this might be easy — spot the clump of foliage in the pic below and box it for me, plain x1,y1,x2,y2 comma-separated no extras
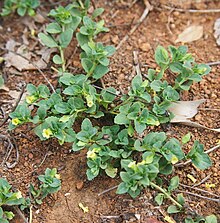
0,168,61,222
8,0,213,216
1,0,40,17
0,178,24,222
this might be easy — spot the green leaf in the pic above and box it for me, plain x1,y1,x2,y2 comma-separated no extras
17,7,26,16
54,102,71,114
182,133,191,144
105,166,117,178
177,193,185,206
205,215,217,223
155,45,170,68
93,64,109,79
168,176,179,192
0,75,4,87
114,114,129,125
46,23,62,34
53,54,63,64
167,205,181,214
59,29,74,48
38,33,58,48
116,182,128,194
81,58,93,73
155,193,164,205
92,8,104,18
101,87,116,102
76,33,89,46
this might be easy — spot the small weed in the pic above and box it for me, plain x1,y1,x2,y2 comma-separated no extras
1,0,40,17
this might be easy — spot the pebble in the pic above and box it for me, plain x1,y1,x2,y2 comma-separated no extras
170,23,176,29
24,162,28,167
76,181,84,190
173,11,180,17
28,153,34,159
140,42,151,52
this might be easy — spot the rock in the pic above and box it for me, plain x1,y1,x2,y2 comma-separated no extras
111,35,119,44
28,153,34,159
76,181,84,190
140,43,151,52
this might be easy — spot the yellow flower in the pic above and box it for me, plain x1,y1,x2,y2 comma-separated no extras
156,68,161,72
171,155,179,164
205,183,215,189
79,202,89,213
87,150,97,160
15,191,22,199
55,174,61,180
42,128,53,139
12,118,21,126
26,95,37,104
128,161,136,169
86,95,94,108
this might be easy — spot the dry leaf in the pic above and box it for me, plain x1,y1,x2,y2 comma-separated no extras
175,25,203,43
169,100,220,132
214,18,220,46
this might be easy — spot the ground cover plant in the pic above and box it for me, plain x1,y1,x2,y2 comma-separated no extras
0,0,219,222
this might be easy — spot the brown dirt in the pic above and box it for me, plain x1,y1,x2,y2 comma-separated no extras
0,0,220,223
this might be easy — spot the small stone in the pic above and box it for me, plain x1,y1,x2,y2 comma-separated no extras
76,181,84,190
173,11,180,17
170,23,176,29
111,35,119,44
28,153,34,159
140,42,151,52
24,162,28,167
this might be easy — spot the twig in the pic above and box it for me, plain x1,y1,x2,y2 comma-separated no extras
199,108,220,112
5,136,19,168
193,174,211,187
133,51,141,76
207,61,220,66
13,207,28,223
157,4,220,13
0,83,26,127
175,144,220,167
116,1,153,50
179,183,220,198
92,84,119,96
98,185,118,196
8,50,55,93
176,189,220,203
29,205,33,223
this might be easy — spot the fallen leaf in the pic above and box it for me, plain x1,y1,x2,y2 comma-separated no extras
169,100,220,132
175,25,203,43
214,18,220,46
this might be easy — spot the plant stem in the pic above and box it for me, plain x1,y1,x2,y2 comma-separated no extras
59,47,66,73
150,182,183,209
29,205,32,223
87,62,97,76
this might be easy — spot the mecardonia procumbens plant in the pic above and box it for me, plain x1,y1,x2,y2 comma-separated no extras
9,0,212,209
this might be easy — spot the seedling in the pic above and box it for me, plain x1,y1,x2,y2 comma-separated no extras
1,0,40,17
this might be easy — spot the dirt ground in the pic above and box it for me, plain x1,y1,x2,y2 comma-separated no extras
0,0,220,222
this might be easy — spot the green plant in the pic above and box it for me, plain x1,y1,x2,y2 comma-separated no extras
0,178,24,223
8,0,213,212
185,215,218,223
29,168,61,205
1,0,40,17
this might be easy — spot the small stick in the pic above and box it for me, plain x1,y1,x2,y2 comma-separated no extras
179,183,219,198
29,205,33,223
157,4,220,13
176,189,220,203
193,174,211,187
116,1,153,50
98,185,118,196
13,207,28,223
92,84,119,96
133,51,141,76
199,108,220,112
175,144,220,167
207,61,220,66
0,83,26,127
